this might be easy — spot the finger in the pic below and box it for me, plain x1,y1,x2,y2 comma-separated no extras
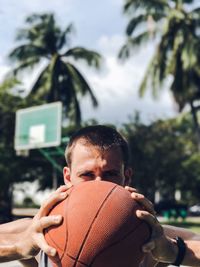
35,234,57,257
37,190,69,218
136,210,161,228
65,182,73,189
131,192,156,215
56,183,72,193
142,240,155,252
35,215,63,232
124,186,138,193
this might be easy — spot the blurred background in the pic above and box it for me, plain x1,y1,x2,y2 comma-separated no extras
1,0,200,240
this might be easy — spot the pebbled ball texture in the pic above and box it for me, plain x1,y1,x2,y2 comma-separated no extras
45,180,151,267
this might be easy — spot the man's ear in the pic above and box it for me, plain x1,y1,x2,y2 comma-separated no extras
63,166,71,185
124,167,133,186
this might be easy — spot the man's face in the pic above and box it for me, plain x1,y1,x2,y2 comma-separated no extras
63,141,132,186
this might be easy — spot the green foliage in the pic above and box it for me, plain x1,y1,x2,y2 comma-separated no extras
7,13,102,125
0,91,53,222
120,0,200,105
120,0,200,146
121,112,200,204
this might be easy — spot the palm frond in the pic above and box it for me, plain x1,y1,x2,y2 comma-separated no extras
71,93,81,125
17,14,55,43
155,31,175,82
47,55,62,101
126,11,164,36
57,23,75,50
118,42,131,60
181,41,198,70
182,0,195,4
126,14,149,36
10,58,41,75
139,49,163,98
63,47,102,69
190,6,200,15
139,69,150,97
8,13,101,124
29,64,49,95
189,8,200,29
118,32,150,60
26,13,45,24
0,76,22,93
124,0,169,14
55,60,82,123
58,61,75,104
9,44,47,62
65,62,98,107
128,31,150,47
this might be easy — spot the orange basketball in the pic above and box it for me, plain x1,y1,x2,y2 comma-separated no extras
45,181,151,267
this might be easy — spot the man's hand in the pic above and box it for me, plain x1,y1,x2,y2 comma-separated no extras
125,186,178,264
16,184,72,259
136,209,178,264
125,186,156,215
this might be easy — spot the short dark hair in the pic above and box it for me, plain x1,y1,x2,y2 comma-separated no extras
65,125,130,167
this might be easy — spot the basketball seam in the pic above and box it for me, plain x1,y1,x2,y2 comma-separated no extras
46,187,75,257
73,183,118,267
66,253,89,267
60,186,75,261
46,234,63,252
89,221,151,266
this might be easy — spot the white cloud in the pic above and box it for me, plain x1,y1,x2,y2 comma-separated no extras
76,34,177,125
0,0,178,125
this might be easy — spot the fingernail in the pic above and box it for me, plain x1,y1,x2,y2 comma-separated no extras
53,215,62,223
60,192,68,198
136,210,142,217
49,248,56,256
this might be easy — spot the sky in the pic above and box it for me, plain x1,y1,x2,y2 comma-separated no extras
0,0,180,203
0,0,178,126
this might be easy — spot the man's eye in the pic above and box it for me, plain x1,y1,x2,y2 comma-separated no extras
81,173,94,177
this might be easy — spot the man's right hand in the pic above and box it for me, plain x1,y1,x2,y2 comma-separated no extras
16,183,72,260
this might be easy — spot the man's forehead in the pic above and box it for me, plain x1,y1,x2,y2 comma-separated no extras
71,142,124,172
72,140,123,155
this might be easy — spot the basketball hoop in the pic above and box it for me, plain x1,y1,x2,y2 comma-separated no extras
14,102,62,152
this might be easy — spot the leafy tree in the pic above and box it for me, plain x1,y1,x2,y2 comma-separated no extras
0,88,58,222
121,113,200,204
119,0,200,148
8,13,102,125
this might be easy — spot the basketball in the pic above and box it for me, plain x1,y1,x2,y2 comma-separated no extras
45,181,151,267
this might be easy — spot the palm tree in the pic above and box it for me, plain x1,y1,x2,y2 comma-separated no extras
119,0,200,148
8,13,102,125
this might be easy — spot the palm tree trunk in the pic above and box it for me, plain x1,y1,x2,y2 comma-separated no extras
190,101,200,151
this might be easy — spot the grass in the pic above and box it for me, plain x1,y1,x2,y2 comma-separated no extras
161,217,200,233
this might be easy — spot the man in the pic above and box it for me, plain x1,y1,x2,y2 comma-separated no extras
1,125,200,267
0,184,70,265
39,125,200,267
